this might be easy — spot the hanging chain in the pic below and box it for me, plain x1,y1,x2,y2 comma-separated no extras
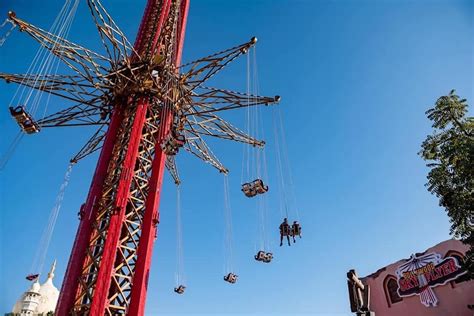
0,18,16,47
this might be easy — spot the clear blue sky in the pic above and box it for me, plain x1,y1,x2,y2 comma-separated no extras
0,0,472,315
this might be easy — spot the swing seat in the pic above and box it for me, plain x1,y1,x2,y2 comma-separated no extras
291,222,302,237
9,106,40,134
252,179,268,194
160,132,185,155
174,285,186,294
10,106,29,121
263,252,273,263
280,225,291,236
241,183,257,198
174,134,186,146
224,273,238,284
161,145,178,155
256,185,268,194
242,179,268,197
254,250,266,261
26,274,39,281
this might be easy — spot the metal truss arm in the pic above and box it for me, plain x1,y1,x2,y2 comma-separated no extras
0,73,108,104
189,86,280,116
183,129,228,173
38,99,110,127
8,11,111,82
70,125,107,163
86,0,138,65
179,38,257,90
165,156,180,184
185,114,264,147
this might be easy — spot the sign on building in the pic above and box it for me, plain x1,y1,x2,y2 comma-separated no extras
395,252,466,307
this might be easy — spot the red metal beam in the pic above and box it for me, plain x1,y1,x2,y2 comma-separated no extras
89,99,149,315
127,101,172,316
57,1,190,314
56,106,124,315
128,1,189,315
134,0,172,60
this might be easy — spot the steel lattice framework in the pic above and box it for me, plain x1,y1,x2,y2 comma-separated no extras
1,0,279,314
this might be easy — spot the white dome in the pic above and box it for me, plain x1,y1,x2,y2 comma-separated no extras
11,261,59,315
30,281,41,293
36,273,59,313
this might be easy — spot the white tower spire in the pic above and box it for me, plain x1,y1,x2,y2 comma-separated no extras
47,259,56,280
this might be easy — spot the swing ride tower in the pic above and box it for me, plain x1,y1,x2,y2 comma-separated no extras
1,0,280,315
55,2,190,314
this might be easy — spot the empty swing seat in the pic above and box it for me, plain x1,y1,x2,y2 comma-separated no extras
224,273,238,284
174,285,186,294
9,106,40,134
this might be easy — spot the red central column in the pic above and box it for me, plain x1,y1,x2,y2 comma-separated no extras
55,105,125,315
56,1,189,315
129,2,190,314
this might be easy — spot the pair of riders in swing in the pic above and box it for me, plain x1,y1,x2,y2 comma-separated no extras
9,106,40,134
279,217,301,246
241,180,301,247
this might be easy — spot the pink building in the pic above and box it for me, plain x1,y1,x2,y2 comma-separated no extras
348,239,473,316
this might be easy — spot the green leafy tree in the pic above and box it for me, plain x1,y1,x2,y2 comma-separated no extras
420,89,474,276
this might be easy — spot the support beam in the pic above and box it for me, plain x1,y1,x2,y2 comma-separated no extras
89,100,149,315
56,105,124,316
129,2,189,314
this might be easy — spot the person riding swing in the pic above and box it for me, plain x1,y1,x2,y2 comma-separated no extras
160,130,185,155
224,272,238,284
253,179,268,194
241,182,257,197
174,285,186,294
291,220,302,242
263,252,273,263
255,250,266,261
279,218,291,246
241,179,269,198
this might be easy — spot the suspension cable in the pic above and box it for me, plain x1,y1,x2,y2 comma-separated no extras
277,108,300,221
241,46,273,252
14,2,71,109
175,184,185,286
273,107,288,219
241,48,251,184
0,132,24,170
26,0,80,117
0,18,16,47
3,1,80,168
30,162,74,275
223,174,234,273
40,0,81,120
9,0,80,116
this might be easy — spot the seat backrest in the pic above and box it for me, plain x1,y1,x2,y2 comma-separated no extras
294,224,301,234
